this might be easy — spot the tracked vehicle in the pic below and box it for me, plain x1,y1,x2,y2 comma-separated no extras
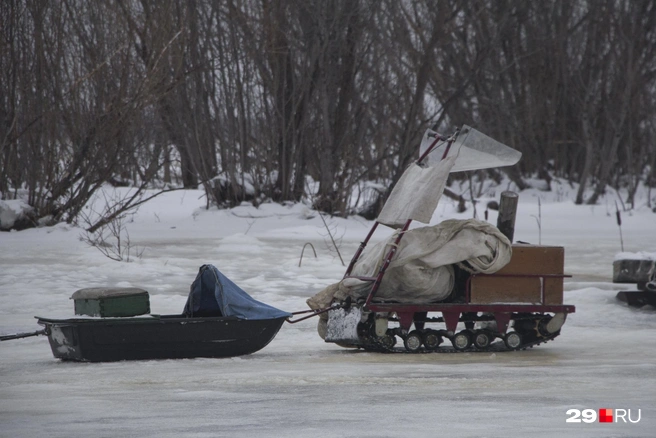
305,126,575,353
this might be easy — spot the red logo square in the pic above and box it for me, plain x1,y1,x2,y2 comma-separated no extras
599,408,613,423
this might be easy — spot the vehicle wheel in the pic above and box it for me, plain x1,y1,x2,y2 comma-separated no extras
404,330,423,352
379,332,397,349
504,331,522,350
451,330,472,351
422,329,442,350
473,331,491,349
544,313,567,334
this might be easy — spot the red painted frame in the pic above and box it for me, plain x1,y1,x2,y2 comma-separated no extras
342,131,454,304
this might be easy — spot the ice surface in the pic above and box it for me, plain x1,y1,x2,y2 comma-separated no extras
1,187,656,437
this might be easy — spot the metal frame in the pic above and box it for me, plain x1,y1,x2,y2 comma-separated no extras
343,131,457,308
367,271,574,333
288,132,453,324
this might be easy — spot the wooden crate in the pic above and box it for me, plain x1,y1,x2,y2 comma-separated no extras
470,244,564,304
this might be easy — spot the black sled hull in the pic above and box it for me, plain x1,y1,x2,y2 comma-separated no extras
36,315,286,362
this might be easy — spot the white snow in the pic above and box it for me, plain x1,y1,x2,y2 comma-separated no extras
1,186,656,437
614,251,656,261
0,199,33,230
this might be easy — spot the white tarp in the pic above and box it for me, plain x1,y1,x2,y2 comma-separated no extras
308,219,512,312
377,125,521,229
419,125,522,172
376,155,456,228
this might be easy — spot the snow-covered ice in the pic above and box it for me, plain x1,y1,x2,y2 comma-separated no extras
1,187,655,437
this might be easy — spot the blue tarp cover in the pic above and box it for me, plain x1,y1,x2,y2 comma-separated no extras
184,264,291,320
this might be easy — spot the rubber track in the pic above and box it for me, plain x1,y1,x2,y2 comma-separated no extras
357,314,562,354
361,331,560,353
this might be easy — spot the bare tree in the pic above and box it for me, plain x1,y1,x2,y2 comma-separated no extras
2,0,655,232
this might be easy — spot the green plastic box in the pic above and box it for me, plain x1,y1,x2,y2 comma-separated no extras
71,287,150,317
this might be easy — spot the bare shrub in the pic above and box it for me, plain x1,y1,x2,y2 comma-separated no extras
78,191,145,262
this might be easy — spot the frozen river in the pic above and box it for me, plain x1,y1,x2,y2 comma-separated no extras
1,194,655,437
